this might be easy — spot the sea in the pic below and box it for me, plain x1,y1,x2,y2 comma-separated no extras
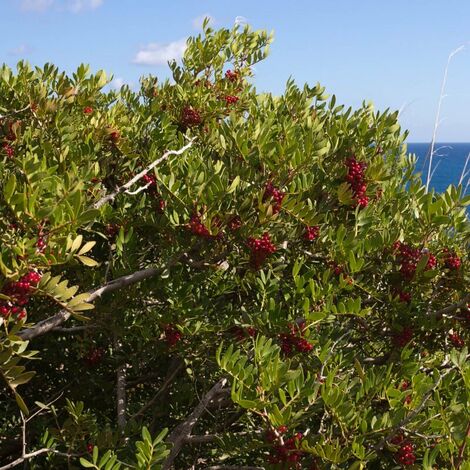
407,142,470,196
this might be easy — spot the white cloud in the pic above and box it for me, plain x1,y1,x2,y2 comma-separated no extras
133,38,187,66
20,0,54,11
192,14,215,30
9,44,33,56
110,77,125,90
19,0,103,12
234,16,248,26
67,0,103,13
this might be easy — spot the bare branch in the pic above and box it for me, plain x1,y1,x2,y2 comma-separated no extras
130,358,184,420
18,266,164,340
204,467,264,470
0,448,76,470
93,139,194,209
162,379,228,470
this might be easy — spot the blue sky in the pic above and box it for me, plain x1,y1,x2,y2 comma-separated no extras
2,0,470,141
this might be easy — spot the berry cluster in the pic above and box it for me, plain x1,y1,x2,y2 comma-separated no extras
345,156,368,207
393,242,436,279
231,325,257,341
263,181,285,214
443,249,461,270
330,262,343,276
449,332,464,348
2,142,14,158
247,232,276,269
396,442,416,466
83,106,93,115
84,347,104,367
142,174,166,212
163,324,182,347
227,215,242,231
224,95,239,105
304,225,319,241
188,214,211,238
266,428,304,467
279,323,313,355
0,270,41,320
392,327,413,348
396,290,411,303
180,106,202,129
105,223,121,239
225,69,239,82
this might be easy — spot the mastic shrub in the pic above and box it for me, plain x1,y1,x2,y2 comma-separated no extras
0,22,469,469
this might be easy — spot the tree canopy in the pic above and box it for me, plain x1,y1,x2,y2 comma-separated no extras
0,22,469,469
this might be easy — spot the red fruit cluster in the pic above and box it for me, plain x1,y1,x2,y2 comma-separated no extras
180,106,202,129
330,262,343,276
224,95,239,105
443,249,461,270
263,181,285,214
142,174,166,212
2,142,14,158
231,325,257,341
345,156,368,207
393,242,436,279
109,130,120,143
397,290,411,303
304,225,319,241
396,442,416,466
84,347,104,367
392,327,413,348
0,271,41,320
83,106,93,114
267,428,304,467
227,215,242,231
279,323,313,355
247,232,276,269
225,69,239,82
163,324,182,347
449,332,464,348
36,224,48,253
188,214,211,238
105,223,120,239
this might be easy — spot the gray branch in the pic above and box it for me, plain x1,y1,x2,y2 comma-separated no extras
162,379,228,470
93,139,194,209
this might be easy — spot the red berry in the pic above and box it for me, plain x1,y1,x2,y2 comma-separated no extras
2,142,14,158
304,225,319,241
180,106,201,129
225,69,239,82
83,106,93,114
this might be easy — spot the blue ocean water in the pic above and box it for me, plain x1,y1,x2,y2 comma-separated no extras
407,142,470,196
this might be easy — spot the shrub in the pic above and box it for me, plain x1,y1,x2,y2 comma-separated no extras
0,22,469,469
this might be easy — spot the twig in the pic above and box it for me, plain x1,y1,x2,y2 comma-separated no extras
162,379,228,470
0,448,76,470
93,139,194,209
425,45,465,193
204,467,264,470
374,364,455,451
50,325,98,333
456,420,470,469
458,152,470,186
115,335,127,434
130,358,184,420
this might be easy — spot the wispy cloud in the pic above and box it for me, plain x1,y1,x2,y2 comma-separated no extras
133,38,187,66
110,77,125,90
20,0,54,11
19,0,103,13
234,16,248,26
9,44,33,56
192,14,215,30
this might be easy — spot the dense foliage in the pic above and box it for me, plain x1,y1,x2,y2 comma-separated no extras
0,22,469,469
